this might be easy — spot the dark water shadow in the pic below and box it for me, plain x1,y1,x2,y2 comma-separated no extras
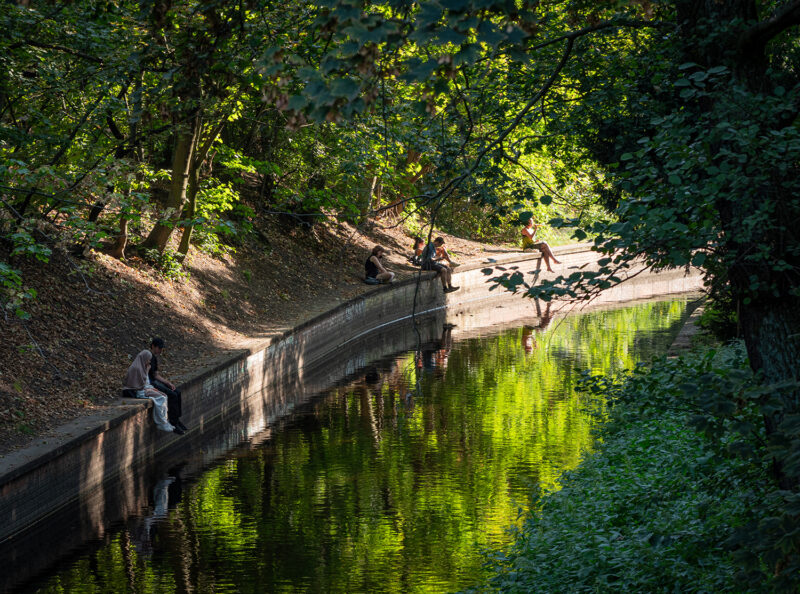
0,311,449,593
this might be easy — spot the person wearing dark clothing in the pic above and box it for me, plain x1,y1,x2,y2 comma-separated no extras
421,237,459,293
149,338,187,432
364,245,395,284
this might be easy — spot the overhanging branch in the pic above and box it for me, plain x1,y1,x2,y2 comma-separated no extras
740,0,800,52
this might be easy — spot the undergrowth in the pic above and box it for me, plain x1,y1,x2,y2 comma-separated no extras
472,343,798,592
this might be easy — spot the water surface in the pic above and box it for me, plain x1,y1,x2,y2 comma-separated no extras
21,298,691,593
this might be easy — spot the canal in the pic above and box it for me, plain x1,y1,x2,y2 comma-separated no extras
8,297,694,593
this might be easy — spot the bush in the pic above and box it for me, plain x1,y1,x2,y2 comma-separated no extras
698,297,739,342
141,248,189,281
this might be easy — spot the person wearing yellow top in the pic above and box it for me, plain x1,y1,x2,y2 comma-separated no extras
521,218,561,272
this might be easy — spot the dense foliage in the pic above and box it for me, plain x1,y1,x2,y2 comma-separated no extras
261,0,800,456
1,0,591,323
284,0,800,505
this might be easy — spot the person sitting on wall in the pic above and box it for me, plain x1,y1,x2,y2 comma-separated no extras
123,350,184,435
365,245,395,284
435,238,458,267
521,218,561,273
421,237,459,293
148,337,187,433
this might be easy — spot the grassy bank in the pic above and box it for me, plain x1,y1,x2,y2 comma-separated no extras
472,343,799,592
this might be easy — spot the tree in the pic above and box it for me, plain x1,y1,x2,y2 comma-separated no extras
263,0,800,578
268,0,800,473
529,0,800,485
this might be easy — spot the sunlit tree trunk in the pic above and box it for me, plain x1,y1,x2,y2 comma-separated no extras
176,165,198,262
141,112,201,253
110,211,129,259
176,118,226,261
362,174,379,219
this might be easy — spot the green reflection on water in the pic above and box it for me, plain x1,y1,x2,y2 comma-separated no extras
36,299,689,594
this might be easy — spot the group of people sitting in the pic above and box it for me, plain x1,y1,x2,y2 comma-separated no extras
364,237,460,293
124,222,558,434
123,337,188,435
364,218,560,288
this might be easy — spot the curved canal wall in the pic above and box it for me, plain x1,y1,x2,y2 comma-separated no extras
0,244,703,556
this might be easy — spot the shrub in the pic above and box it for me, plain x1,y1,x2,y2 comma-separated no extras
141,248,189,281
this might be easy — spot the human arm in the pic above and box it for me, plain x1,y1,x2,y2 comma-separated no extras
522,224,538,240
153,371,175,390
370,255,389,274
436,246,453,265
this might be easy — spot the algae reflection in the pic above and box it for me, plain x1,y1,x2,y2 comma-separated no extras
34,299,689,593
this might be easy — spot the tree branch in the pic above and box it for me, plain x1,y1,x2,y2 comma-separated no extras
741,0,800,51
528,17,667,53
8,40,104,64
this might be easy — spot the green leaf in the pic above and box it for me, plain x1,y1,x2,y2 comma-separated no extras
330,78,361,100
454,43,481,66
440,0,468,12
435,28,466,45
400,58,438,82
287,95,309,111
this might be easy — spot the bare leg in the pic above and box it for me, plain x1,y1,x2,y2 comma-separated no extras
377,271,395,283
539,242,560,271
542,242,560,263
541,252,554,272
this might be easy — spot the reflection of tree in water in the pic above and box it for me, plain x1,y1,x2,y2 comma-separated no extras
331,321,457,440
33,300,692,594
341,354,419,445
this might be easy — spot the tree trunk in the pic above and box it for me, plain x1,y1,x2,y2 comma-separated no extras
177,163,199,261
110,214,128,259
176,117,227,261
740,297,800,387
739,297,800,488
140,113,200,253
361,175,379,219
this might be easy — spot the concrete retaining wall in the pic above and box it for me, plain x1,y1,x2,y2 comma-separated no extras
0,244,703,552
